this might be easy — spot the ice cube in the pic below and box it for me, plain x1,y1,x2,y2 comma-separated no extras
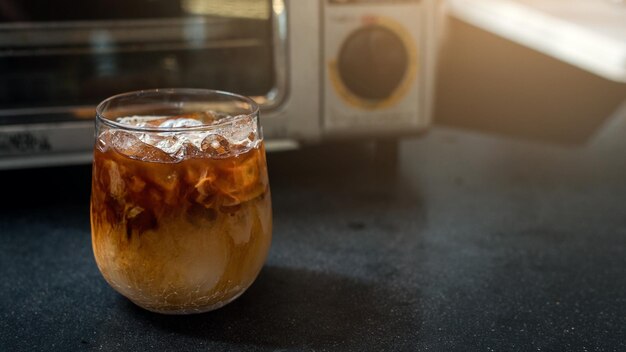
116,115,167,127
115,114,213,129
222,115,256,144
155,135,183,155
158,118,203,129
175,141,204,160
106,159,125,200
226,206,253,245
214,149,265,206
110,131,177,163
175,111,221,124
142,117,171,127
154,134,211,160
138,132,157,145
201,134,231,158
229,142,253,155
96,130,113,152
188,131,210,149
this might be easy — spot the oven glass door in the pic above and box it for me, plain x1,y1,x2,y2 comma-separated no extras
0,0,286,124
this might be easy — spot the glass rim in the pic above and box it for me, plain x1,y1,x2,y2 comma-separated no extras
95,88,260,133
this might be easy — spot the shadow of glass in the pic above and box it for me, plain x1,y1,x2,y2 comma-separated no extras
121,265,420,349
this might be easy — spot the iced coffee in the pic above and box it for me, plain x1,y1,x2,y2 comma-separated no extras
90,89,271,314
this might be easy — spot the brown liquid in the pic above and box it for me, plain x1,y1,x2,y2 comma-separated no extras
90,138,271,314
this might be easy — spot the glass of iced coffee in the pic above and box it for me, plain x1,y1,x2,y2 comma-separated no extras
90,89,272,314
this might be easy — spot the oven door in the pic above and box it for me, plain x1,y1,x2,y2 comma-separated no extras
0,0,287,167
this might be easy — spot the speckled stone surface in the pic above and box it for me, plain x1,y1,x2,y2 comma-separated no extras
1,125,625,351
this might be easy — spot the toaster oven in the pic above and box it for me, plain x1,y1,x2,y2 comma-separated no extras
0,0,437,168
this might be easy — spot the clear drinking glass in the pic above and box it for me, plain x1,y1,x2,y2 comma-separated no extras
90,89,272,314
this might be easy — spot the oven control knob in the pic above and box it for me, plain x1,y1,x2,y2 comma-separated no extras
338,25,408,101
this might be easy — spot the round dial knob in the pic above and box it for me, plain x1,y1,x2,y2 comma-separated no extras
337,25,409,101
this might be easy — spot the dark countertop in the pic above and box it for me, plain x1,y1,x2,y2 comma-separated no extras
1,124,625,351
